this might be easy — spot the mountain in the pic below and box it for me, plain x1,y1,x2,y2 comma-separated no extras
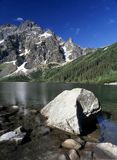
1,42,117,84
0,20,95,80
35,43,117,84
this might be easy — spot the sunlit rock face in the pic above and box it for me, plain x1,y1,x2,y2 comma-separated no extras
41,88,101,135
0,20,95,78
62,38,82,62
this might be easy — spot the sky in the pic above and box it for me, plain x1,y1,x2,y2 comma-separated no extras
0,0,117,48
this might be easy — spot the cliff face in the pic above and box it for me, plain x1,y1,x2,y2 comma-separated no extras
0,20,95,78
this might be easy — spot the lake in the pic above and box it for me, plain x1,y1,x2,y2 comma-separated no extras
0,82,117,144
0,82,117,117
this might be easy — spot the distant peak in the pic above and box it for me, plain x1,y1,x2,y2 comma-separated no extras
67,38,73,43
19,20,38,28
0,24,17,28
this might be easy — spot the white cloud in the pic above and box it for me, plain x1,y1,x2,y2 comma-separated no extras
16,17,24,22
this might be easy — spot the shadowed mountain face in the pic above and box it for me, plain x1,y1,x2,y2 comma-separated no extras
0,20,95,79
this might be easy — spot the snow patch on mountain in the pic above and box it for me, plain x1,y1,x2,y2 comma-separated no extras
19,49,30,56
0,39,4,44
5,60,16,65
62,46,73,62
104,47,108,51
39,32,52,39
2,62,28,79
36,41,42,45
15,62,28,73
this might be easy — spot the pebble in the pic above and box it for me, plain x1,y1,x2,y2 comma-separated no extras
62,139,81,150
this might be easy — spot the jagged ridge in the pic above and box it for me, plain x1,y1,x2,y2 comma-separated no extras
0,20,95,79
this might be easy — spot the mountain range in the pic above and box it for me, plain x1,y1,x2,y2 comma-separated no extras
0,20,117,84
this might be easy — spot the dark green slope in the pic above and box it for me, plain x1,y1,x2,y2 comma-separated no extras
40,43,117,84
1,43,117,83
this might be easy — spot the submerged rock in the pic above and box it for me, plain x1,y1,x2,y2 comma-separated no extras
96,142,117,158
41,88,101,134
0,126,26,144
82,142,117,159
80,151,93,160
11,105,19,110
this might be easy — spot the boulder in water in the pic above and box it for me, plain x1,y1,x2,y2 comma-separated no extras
41,88,101,134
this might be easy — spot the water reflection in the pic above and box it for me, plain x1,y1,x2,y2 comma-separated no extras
1,82,28,106
98,118,117,145
0,82,117,112
15,82,28,106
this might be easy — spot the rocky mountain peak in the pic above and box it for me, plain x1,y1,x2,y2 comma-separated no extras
0,24,17,28
62,38,83,62
0,24,17,40
0,20,96,78
19,20,37,28
18,20,43,33
67,38,73,44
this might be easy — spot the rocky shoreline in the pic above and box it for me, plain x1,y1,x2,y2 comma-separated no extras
0,104,117,160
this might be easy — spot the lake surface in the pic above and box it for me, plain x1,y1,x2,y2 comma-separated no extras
0,82,117,144
0,82,117,115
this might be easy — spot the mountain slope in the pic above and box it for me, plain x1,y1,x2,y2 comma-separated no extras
2,42,117,83
27,43,117,84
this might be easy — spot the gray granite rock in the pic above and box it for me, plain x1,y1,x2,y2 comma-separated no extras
41,88,101,134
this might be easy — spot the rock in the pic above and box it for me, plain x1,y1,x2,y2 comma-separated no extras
0,105,4,111
58,154,67,160
74,137,85,147
10,105,19,112
85,142,97,149
68,149,80,160
43,151,67,160
93,147,112,160
62,139,81,150
40,126,51,136
30,109,38,114
0,126,26,144
41,88,101,134
11,105,19,110
96,142,117,158
80,151,93,160
84,142,117,159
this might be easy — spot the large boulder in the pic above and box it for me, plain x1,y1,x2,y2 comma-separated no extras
41,88,101,135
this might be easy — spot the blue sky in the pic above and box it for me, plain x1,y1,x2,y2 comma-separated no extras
0,0,117,48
